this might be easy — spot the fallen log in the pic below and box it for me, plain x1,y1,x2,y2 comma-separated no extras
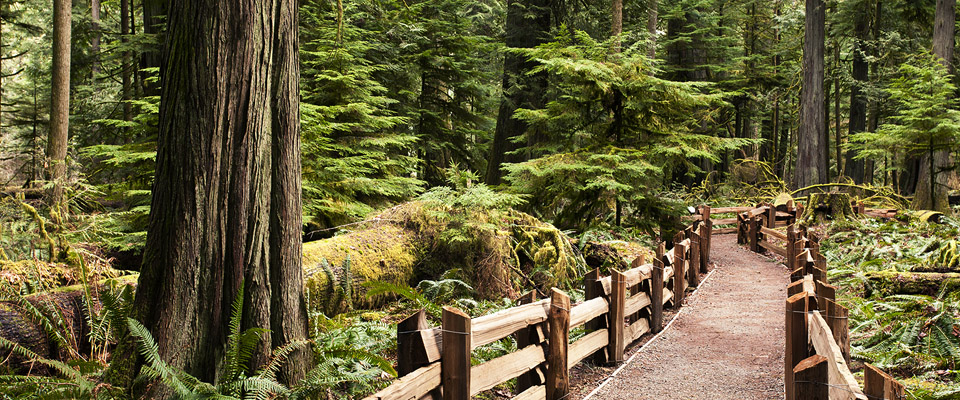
864,271,960,297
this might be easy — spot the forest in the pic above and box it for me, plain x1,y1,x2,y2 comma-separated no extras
0,0,959,398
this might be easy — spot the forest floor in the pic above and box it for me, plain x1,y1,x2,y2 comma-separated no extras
567,233,788,400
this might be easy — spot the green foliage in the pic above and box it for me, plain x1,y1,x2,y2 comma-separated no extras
502,31,754,230
363,272,477,318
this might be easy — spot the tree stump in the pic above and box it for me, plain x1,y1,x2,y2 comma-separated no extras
800,192,854,225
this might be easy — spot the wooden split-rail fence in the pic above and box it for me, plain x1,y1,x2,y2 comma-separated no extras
364,207,715,400
739,206,905,400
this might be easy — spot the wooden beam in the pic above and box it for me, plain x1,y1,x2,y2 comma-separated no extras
512,385,546,400
759,240,787,257
824,298,850,366
785,292,813,400
673,241,686,307
442,307,471,400
471,343,546,396
568,329,608,369
760,226,787,241
546,289,570,400
363,362,441,400
807,312,867,400
570,296,609,329
472,300,550,349
398,309,431,377
689,230,700,287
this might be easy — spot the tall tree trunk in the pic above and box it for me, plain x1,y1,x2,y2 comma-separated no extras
485,0,552,185
120,0,132,126
612,0,622,50
90,0,100,77
111,0,309,392
914,0,956,211
647,0,658,59
834,41,841,178
48,0,71,211
864,0,883,185
797,0,828,189
845,2,869,183
140,0,166,96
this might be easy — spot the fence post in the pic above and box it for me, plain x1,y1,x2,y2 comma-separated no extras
766,205,776,229
864,364,905,400
737,213,747,245
786,226,796,271
689,228,700,287
608,269,626,363
515,291,544,393
785,292,815,400
749,216,760,253
583,269,608,365
701,205,712,265
793,355,829,400
673,240,686,307
546,289,570,400
651,255,664,333
824,298,850,365
442,306,471,400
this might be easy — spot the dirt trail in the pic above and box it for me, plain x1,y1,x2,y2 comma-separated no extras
581,233,788,400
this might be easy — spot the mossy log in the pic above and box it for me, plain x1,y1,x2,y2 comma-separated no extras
864,270,960,297
800,192,854,225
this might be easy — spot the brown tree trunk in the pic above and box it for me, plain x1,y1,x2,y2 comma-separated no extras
647,0,658,60
90,0,100,77
864,0,884,185
612,0,622,51
914,0,956,211
845,2,868,184
48,0,71,211
485,0,552,185
111,0,309,392
797,0,827,190
140,0,165,96
120,0,132,125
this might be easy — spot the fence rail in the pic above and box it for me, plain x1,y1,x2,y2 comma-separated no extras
739,209,905,400
364,207,715,400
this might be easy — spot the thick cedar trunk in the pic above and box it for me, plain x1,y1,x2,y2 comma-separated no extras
914,0,956,211
47,0,71,210
612,0,622,48
485,0,551,185
845,3,868,184
797,0,827,189
114,0,309,391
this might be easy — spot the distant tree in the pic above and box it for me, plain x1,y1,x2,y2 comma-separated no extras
47,0,70,211
913,0,956,211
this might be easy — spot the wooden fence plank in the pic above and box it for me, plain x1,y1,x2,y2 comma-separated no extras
759,240,786,257
512,385,546,400
824,298,850,366
546,289,570,400
766,205,776,229
608,270,626,363
793,355,829,400
570,296,609,329
568,329,608,368
807,312,866,400
626,318,650,342
471,343,546,396
624,292,651,316
442,307,471,400
760,226,787,241
363,362,441,400
583,269,607,365
749,216,760,252
398,309,431,376
673,241,686,306
473,300,550,349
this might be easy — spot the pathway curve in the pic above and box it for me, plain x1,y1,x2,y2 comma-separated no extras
585,233,788,400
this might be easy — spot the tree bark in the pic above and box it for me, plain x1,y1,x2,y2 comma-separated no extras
914,0,956,211
140,0,166,96
485,0,552,185
612,0,622,51
646,0,658,60
112,0,309,392
797,0,828,190
845,1,869,184
90,0,101,77
47,0,71,211
120,0,132,125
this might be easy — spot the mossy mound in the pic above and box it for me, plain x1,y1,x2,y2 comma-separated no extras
0,258,124,291
864,270,960,297
302,200,587,314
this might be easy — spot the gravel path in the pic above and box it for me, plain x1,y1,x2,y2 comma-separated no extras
583,234,788,400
